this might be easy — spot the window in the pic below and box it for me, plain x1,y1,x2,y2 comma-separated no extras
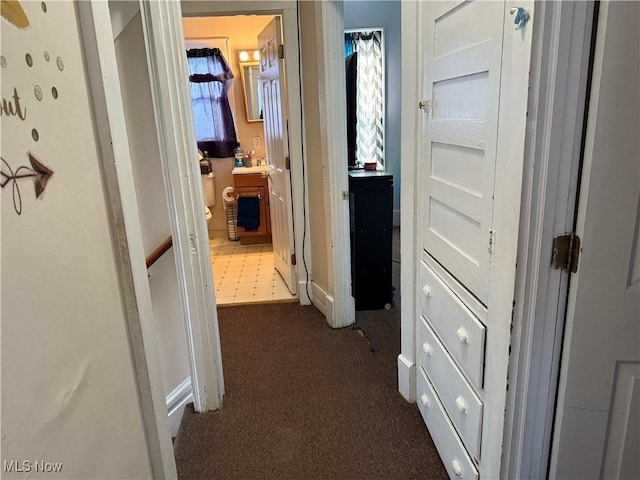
345,29,384,169
186,47,238,158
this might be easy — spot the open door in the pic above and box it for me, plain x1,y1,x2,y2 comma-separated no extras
550,2,640,477
258,17,297,295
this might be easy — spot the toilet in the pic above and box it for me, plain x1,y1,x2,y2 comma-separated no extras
201,171,216,230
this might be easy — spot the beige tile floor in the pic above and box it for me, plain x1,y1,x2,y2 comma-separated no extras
210,233,296,306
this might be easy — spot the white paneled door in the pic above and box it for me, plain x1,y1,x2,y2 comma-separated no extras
420,0,503,305
415,1,533,478
550,2,640,478
258,17,297,294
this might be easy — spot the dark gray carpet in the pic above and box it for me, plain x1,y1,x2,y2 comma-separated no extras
173,228,447,479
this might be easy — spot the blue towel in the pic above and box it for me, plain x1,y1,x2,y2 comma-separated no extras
237,197,260,231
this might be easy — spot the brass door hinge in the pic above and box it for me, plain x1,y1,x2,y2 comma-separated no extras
551,233,581,273
291,253,296,265
278,44,285,59
285,156,290,169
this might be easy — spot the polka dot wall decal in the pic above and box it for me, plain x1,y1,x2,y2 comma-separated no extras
51,86,58,99
0,56,6,68
32,129,39,142
41,2,47,13
44,51,50,62
34,85,43,101
25,53,33,67
56,56,64,72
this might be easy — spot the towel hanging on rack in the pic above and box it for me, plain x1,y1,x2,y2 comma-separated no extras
237,196,260,231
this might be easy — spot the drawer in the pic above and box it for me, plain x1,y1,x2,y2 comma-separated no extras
418,316,483,460
418,259,486,389
417,367,479,480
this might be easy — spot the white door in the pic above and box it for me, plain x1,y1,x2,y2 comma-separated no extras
415,1,533,478
550,2,640,478
420,0,503,305
258,17,297,295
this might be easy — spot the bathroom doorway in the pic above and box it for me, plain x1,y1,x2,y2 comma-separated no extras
182,11,302,307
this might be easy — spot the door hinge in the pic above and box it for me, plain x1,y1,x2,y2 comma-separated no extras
285,156,290,169
291,253,296,265
278,44,285,59
419,99,431,111
551,233,581,273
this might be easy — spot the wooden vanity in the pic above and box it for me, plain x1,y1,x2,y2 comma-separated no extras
232,166,272,245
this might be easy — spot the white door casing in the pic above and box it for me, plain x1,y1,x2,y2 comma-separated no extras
414,1,534,478
259,16,297,295
550,2,640,478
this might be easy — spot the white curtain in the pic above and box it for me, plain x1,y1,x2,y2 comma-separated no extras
346,30,384,169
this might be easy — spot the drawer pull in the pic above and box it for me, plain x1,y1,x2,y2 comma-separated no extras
422,284,432,298
456,327,469,344
420,393,431,408
422,342,433,356
451,459,464,477
455,396,468,415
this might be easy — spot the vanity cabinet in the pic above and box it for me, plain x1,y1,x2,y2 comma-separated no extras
233,172,271,245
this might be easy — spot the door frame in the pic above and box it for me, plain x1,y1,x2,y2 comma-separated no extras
399,1,595,478
181,0,311,307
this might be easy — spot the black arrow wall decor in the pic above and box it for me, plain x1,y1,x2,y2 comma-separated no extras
1,152,54,215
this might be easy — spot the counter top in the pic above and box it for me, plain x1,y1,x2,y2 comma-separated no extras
232,165,268,175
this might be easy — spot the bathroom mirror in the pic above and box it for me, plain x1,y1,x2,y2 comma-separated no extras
239,61,263,123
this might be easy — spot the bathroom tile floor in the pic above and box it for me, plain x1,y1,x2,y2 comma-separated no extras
210,233,296,306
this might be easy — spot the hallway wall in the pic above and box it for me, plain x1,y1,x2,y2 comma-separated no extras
113,10,192,437
1,2,152,476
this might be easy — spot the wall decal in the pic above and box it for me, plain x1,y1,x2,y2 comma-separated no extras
1,87,27,120
25,52,32,67
0,56,6,68
34,85,42,101
44,51,49,61
31,128,39,141
40,1,46,13
1,153,54,215
56,56,63,71
51,86,58,99
1,1,29,29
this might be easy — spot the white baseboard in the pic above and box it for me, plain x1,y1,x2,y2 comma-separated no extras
166,377,193,437
310,281,334,326
393,210,401,227
297,280,311,305
398,354,416,403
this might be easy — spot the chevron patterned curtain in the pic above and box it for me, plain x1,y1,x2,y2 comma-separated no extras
345,30,384,169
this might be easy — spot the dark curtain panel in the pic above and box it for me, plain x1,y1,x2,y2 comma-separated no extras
345,52,358,168
187,48,238,158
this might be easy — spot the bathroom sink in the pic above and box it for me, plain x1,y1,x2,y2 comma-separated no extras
232,165,269,175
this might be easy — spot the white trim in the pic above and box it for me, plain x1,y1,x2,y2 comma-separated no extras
180,1,311,307
314,0,355,329
398,0,420,403
77,3,176,478
138,0,224,413
502,3,594,478
397,354,416,402
109,1,140,40
166,378,194,438
310,282,335,325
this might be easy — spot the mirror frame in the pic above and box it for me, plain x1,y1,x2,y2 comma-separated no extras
239,61,263,123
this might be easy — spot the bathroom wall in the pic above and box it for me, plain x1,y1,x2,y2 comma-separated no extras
113,9,192,436
183,15,273,232
1,2,152,476
344,0,402,223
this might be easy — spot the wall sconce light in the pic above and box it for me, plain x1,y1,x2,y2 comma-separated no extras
238,50,260,62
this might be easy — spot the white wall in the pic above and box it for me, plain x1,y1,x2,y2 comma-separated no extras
344,0,401,219
1,2,152,477
113,10,192,436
